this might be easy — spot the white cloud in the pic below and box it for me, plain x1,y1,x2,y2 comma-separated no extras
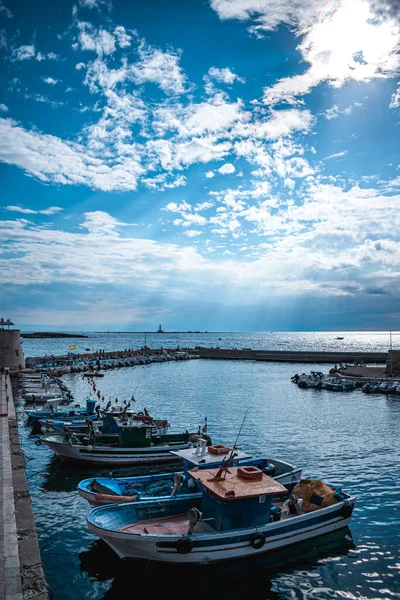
153,94,247,138
184,229,202,237
217,163,235,175
42,77,58,85
0,118,144,192
208,66,245,84
77,21,116,56
324,102,363,119
162,201,208,228
36,52,59,62
79,0,112,9
325,151,348,160
194,202,213,212
207,162,236,178
130,41,188,95
82,58,128,92
141,173,186,191
233,109,314,141
0,103,8,112
389,83,400,109
0,1,12,18
4,205,63,215
114,26,131,48
13,45,35,61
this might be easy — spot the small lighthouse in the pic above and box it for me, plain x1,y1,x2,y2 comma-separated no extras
156,324,164,333
0,318,25,370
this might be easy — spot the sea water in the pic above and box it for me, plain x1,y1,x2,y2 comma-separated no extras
15,332,400,600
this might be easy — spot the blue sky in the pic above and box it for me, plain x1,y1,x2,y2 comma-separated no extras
0,0,399,331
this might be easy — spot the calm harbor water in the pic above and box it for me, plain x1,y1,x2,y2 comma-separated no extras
22,330,400,358
15,333,400,600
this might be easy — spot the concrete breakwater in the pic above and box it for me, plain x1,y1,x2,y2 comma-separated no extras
193,348,388,363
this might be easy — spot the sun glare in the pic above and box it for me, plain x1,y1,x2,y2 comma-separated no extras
303,0,399,83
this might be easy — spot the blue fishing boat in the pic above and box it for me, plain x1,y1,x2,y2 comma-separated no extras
77,443,302,506
25,398,97,427
39,408,171,437
87,466,355,564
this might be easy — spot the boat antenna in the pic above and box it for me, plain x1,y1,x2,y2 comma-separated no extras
231,408,249,456
212,409,250,480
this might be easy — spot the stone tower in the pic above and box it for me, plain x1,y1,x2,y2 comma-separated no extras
0,319,25,370
386,350,400,376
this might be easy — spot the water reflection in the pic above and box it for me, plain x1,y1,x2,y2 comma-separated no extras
79,529,355,600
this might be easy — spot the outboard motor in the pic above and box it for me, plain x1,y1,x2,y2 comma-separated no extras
263,462,276,477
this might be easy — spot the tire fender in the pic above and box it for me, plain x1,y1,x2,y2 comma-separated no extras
250,532,266,549
175,536,193,554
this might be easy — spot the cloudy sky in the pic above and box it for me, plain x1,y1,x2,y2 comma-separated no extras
0,0,399,331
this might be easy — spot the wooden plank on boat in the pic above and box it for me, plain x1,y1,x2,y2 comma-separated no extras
188,467,287,500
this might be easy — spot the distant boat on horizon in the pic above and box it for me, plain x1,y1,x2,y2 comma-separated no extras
336,337,344,340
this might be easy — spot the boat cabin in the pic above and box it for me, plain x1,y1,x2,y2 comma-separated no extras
171,444,251,475
118,422,153,448
188,466,287,531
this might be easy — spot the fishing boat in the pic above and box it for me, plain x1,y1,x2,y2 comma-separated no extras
39,420,209,466
25,398,97,427
87,466,355,564
77,441,302,506
40,409,170,437
322,378,356,392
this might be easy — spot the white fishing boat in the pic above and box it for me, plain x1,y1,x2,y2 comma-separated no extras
39,421,208,466
87,467,355,564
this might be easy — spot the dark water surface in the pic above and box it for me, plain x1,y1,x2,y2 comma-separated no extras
16,357,400,600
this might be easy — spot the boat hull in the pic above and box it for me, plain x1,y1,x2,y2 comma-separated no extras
41,437,191,466
87,497,355,564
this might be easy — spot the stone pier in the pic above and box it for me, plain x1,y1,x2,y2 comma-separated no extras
0,373,50,600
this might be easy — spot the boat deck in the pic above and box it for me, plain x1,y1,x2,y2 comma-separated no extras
120,513,215,535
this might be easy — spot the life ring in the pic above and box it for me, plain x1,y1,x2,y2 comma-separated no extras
250,532,265,549
175,536,193,554
341,502,353,519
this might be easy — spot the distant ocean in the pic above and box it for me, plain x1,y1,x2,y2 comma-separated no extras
21,330,400,358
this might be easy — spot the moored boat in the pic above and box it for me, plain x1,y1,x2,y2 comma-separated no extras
86,467,355,564
39,420,209,466
25,398,97,426
77,443,302,506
